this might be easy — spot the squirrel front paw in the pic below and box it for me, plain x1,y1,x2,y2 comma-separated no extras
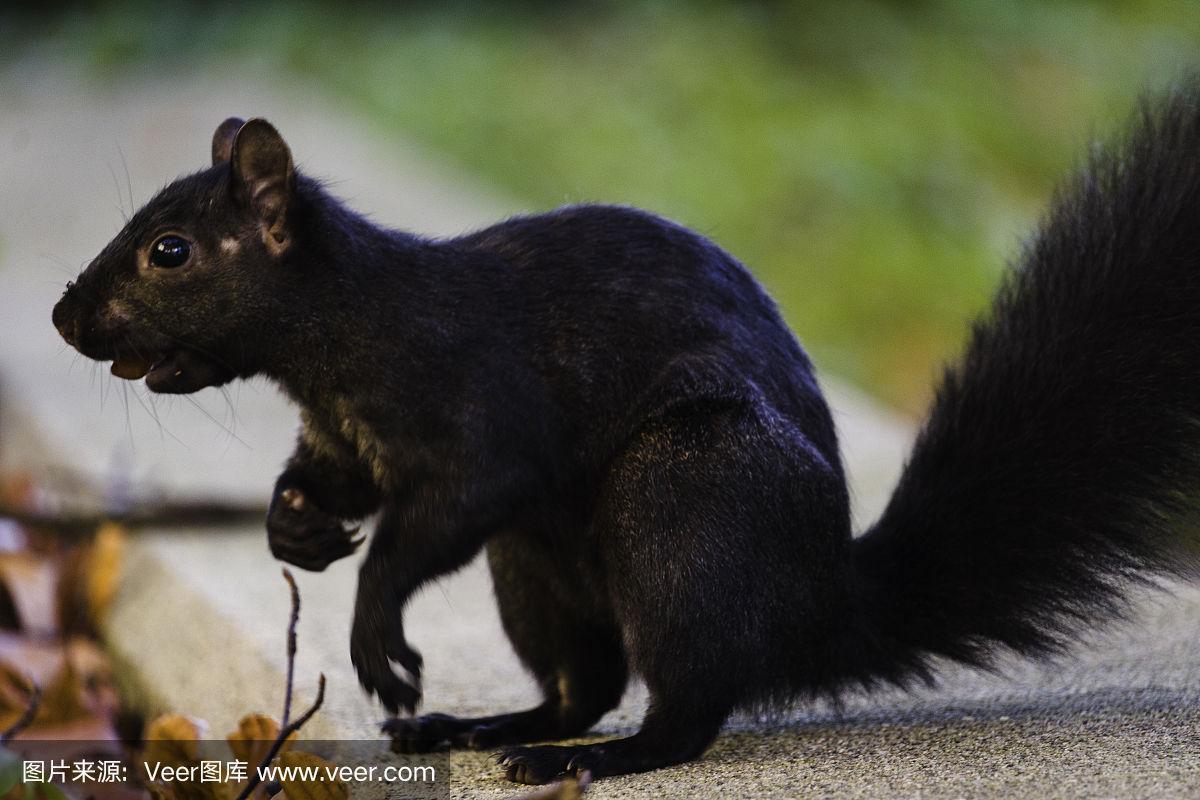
350,585,423,715
266,486,364,571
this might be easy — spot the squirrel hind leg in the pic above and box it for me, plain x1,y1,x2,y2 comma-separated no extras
387,530,630,755
498,700,729,784
385,622,627,753
386,703,561,753
386,612,629,755
599,400,848,705
515,402,844,783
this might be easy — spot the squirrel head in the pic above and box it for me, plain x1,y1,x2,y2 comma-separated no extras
52,117,298,394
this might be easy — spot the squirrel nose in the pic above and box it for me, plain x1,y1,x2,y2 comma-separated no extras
52,290,80,347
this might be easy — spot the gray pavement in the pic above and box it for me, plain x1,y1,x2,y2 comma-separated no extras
3,66,1199,799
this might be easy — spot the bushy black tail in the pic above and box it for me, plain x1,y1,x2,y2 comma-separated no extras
851,81,1200,686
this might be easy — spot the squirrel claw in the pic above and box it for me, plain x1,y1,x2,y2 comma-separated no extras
281,486,306,511
267,485,362,571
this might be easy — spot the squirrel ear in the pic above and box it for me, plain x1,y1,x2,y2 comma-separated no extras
231,118,294,253
211,117,245,165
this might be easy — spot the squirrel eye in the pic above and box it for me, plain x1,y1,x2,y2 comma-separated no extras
149,235,192,269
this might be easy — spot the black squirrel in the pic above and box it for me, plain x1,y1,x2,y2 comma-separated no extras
52,85,1200,785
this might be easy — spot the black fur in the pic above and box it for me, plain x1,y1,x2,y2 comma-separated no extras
51,87,1200,784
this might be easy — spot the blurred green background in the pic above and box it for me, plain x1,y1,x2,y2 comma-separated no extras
5,0,1199,413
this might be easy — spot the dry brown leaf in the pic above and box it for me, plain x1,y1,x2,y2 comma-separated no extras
86,523,126,624
276,751,347,800
33,659,88,726
2,636,118,733
147,779,232,800
226,713,293,768
0,635,121,737
78,782,150,800
513,771,592,800
11,714,119,742
54,545,89,637
0,633,61,687
0,660,33,717
54,524,125,638
63,636,120,720
146,783,180,800
162,782,232,800
143,714,203,766
142,715,233,800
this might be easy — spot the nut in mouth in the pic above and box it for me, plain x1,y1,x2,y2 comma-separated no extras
109,349,171,380
108,347,235,394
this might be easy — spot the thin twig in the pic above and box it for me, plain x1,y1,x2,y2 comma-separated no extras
234,674,326,800
0,500,266,536
0,683,42,743
281,569,300,727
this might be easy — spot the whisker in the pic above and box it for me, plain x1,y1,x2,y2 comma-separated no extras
119,378,135,454
121,337,185,446
117,142,135,215
183,395,251,450
220,385,243,430
119,335,169,443
100,360,112,410
218,385,245,458
106,161,129,222
133,385,187,449
39,253,83,278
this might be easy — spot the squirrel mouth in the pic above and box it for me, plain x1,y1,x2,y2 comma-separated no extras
109,348,235,394
109,349,187,392
110,350,174,382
